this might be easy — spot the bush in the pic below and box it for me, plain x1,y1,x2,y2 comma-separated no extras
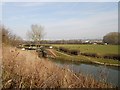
81,52,120,60
103,32,120,45
103,54,120,60
1,26,23,46
81,53,98,58
69,50,79,55
59,47,68,53
59,47,80,55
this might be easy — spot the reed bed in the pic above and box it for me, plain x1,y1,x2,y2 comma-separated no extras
2,46,113,88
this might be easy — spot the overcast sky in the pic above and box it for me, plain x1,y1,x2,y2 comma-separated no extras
2,2,118,40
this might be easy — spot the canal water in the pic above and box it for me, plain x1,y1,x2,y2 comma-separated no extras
50,59,120,87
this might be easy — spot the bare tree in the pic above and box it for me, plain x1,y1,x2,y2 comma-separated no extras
1,25,23,46
2,26,11,45
9,34,23,46
27,24,44,44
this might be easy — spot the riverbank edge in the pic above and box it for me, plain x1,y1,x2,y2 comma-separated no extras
2,45,114,88
53,50,120,67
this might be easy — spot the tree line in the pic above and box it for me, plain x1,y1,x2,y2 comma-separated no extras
103,32,120,45
0,24,120,45
1,25,23,46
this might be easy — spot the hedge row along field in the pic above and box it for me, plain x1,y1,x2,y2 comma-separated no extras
53,44,119,55
59,47,79,55
81,53,120,60
53,45,120,61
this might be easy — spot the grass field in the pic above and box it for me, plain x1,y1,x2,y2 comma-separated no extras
53,44,120,55
51,44,120,66
53,50,120,66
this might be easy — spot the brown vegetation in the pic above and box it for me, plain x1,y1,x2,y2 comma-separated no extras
59,47,79,55
2,46,113,89
1,26,23,46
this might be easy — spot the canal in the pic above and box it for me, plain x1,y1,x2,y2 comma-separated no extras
50,59,120,87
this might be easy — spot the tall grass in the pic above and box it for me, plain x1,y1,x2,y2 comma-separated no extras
2,46,113,88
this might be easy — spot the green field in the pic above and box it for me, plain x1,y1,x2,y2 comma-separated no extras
53,50,120,65
53,44,120,55
51,44,120,66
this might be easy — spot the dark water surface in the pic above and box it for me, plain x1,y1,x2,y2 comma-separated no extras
50,59,120,87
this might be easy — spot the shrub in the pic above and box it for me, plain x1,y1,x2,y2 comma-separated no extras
69,50,79,55
59,47,68,53
103,54,120,60
81,53,98,58
59,47,80,55
103,32,120,45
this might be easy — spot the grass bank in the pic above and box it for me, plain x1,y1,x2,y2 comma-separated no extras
2,46,113,88
53,50,120,67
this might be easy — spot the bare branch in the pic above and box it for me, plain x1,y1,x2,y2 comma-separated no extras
26,24,45,43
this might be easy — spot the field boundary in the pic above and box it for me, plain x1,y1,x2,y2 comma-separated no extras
54,50,120,67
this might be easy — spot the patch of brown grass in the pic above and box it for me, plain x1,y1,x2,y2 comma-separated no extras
2,46,113,88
